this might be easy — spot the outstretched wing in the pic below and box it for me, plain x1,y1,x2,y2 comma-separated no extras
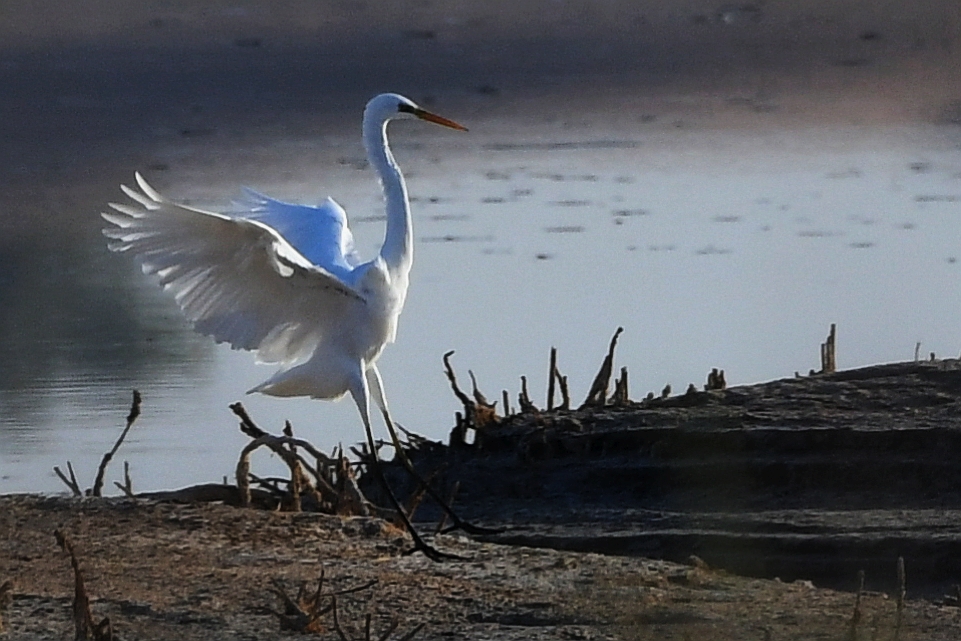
102,173,364,365
238,189,362,280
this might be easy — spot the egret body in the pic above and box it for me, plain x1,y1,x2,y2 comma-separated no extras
102,93,470,556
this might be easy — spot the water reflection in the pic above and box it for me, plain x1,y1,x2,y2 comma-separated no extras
0,236,212,452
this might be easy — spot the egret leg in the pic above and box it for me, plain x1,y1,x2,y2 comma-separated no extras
349,372,461,561
366,365,504,536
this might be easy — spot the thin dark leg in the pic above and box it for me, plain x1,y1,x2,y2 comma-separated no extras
361,416,464,561
381,409,505,536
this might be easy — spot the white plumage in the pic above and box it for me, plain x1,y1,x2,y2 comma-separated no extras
102,93,467,417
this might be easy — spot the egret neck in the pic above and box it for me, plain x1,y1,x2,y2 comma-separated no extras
364,106,413,278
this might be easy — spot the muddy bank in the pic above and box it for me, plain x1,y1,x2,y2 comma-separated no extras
379,359,961,598
4,495,961,640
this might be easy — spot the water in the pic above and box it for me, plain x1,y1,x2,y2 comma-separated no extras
2,108,959,494
2,1,960,494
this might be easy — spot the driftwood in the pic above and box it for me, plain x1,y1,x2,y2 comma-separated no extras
55,530,115,641
582,327,624,407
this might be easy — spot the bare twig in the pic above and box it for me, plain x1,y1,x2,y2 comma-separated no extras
229,402,267,438
93,390,142,497
895,556,906,640
612,366,629,405
557,371,570,410
112,461,136,499
0,579,12,634
582,327,624,407
820,323,837,374
442,351,474,412
547,347,557,410
435,481,461,534
54,462,83,497
846,569,865,641
518,376,537,413
55,530,114,641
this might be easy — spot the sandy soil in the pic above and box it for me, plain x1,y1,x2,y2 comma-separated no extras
2,494,961,640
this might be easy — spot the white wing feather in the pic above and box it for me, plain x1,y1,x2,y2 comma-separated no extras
238,189,362,280
102,173,364,365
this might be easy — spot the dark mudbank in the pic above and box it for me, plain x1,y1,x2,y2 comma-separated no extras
382,360,961,597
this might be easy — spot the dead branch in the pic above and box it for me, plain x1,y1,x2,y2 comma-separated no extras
557,370,570,411
547,347,557,410
442,350,474,412
582,327,624,407
55,530,114,641
0,579,11,634
435,481,461,534
237,433,335,510
845,569,865,641
501,390,511,416
54,462,83,497
518,376,537,413
93,390,142,497
264,570,421,640
229,402,268,439
612,366,629,405
820,323,837,374
112,461,135,499
895,556,906,640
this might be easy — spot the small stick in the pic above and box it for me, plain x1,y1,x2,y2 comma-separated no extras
0,579,12,634
93,390,142,497
377,619,401,641
518,376,537,413
229,402,267,438
846,569,864,641
55,530,113,641
558,372,570,410
435,481,461,534
331,596,350,641
442,351,474,412
54,462,83,497
502,390,511,417
894,556,906,640
547,347,557,410
113,461,136,499
820,323,837,374
582,327,624,407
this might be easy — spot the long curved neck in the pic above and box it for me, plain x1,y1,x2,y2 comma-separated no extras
364,115,412,276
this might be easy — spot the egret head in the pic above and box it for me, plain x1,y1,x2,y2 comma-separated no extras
366,93,468,131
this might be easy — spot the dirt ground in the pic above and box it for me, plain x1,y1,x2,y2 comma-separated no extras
2,494,961,640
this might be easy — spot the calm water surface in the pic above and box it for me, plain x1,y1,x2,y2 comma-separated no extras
2,108,960,493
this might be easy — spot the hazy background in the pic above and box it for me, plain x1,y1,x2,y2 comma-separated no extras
1,1,960,492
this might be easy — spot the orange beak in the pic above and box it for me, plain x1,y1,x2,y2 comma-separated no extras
413,107,468,132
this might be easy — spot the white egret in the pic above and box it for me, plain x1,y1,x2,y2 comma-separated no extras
102,93,480,558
